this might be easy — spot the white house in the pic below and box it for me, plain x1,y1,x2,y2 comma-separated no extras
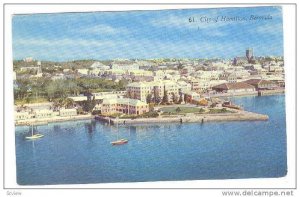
59,108,77,117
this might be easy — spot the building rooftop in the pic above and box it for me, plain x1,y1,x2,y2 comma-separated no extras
102,98,148,106
212,82,255,90
244,79,275,86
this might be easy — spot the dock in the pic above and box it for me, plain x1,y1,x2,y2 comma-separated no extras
258,89,285,96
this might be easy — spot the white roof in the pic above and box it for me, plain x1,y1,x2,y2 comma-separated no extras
34,109,53,113
102,98,148,106
90,62,107,68
59,108,77,112
68,96,87,101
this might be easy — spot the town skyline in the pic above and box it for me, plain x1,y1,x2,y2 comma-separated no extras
12,6,283,61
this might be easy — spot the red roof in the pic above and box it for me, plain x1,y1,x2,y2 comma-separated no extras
212,82,255,90
244,79,275,86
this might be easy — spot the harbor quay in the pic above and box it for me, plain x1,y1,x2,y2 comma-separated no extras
15,114,93,126
95,110,269,126
15,104,269,126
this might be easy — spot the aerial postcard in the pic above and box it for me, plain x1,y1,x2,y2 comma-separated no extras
12,6,286,185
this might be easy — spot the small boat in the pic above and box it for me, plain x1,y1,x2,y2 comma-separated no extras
110,116,128,146
25,124,44,140
111,139,128,145
25,133,44,140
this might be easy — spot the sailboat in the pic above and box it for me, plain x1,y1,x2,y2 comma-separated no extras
25,124,44,140
111,116,128,145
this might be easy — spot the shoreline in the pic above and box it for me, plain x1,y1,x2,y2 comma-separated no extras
14,92,285,126
15,109,269,126
95,110,269,125
15,114,93,126
207,89,285,98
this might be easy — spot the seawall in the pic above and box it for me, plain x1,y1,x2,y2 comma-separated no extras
15,114,93,126
95,110,269,125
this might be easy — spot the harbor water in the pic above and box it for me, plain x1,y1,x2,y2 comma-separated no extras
15,95,287,185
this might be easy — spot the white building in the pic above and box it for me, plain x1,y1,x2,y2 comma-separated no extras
51,74,66,81
90,62,110,70
177,80,192,92
77,69,89,75
100,98,149,115
126,80,182,103
23,57,34,62
59,108,77,117
15,112,30,121
34,109,54,119
111,63,139,71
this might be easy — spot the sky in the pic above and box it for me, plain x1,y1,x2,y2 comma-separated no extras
12,6,283,61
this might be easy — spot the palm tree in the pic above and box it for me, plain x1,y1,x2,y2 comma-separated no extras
63,98,75,109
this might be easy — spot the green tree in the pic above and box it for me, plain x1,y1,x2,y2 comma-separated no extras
178,91,183,104
45,80,68,101
171,92,179,103
45,81,58,101
146,94,152,104
63,98,75,109
199,108,205,113
183,94,188,103
14,78,30,99
177,63,184,70
118,79,129,90
162,85,168,104
82,96,96,112
221,108,227,113
153,87,161,104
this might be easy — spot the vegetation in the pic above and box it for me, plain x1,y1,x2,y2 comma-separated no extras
161,107,200,115
52,97,75,110
14,97,48,105
208,108,232,114
146,94,152,104
161,85,169,104
139,111,159,118
14,77,127,104
160,106,234,115
82,96,96,112
199,108,206,113
178,92,183,103
13,59,111,71
92,110,102,115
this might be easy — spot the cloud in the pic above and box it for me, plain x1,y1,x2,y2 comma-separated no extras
13,35,239,60
255,22,283,35
13,37,115,48
149,14,189,28
80,24,129,35
12,7,284,60
149,13,231,38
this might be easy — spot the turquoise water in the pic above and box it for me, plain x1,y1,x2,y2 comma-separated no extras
15,95,287,185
